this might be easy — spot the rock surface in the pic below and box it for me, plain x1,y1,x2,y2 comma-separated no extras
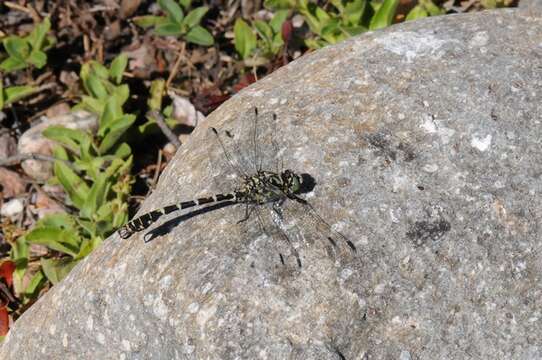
2,9,542,360
520,0,542,9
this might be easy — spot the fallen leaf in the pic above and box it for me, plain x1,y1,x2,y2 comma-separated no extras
0,261,15,288
0,306,9,336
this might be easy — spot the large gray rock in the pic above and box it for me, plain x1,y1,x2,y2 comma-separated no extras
2,8,541,360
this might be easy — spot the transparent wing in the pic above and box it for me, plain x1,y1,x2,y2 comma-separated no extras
252,204,302,268
209,108,283,181
276,197,359,260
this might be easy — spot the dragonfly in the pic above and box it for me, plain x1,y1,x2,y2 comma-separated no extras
118,108,356,267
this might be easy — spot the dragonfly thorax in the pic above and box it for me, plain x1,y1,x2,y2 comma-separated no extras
236,170,302,204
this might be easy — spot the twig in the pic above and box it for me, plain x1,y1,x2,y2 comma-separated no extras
4,1,41,23
148,110,181,150
0,153,73,168
252,66,259,82
83,34,90,54
150,149,163,191
26,82,57,105
166,42,186,89
0,281,18,305
4,1,32,14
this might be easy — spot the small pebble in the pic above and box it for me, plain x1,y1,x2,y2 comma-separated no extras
1,198,24,218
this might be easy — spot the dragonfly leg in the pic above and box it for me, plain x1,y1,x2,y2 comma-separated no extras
237,203,255,224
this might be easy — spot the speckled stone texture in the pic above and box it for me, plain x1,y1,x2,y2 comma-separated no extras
1,8,541,360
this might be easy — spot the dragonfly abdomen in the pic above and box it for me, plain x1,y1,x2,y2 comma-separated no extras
117,192,238,239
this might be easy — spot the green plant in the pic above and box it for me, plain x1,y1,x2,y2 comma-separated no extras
136,78,181,134
10,235,46,304
134,0,214,46
0,17,55,72
76,54,130,116
0,78,38,109
265,0,402,49
234,10,290,65
479,0,514,8
299,0,399,48
10,55,134,292
405,0,445,21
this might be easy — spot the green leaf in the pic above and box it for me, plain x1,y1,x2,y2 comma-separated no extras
27,17,51,50
95,201,114,226
109,53,128,84
254,20,273,43
112,84,130,106
297,2,324,35
117,154,133,176
342,25,368,36
75,218,96,238
99,96,122,136
75,156,104,180
102,157,124,178
24,270,47,299
114,142,132,159
78,134,94,162
51,144,69,161
406,5,428,21
43,126,91,154
271,32,285,53
304,37,325,49
90,61,110,80
98,114,136,154
270,10,290,33
81,174,108,219
158,0,184,23
80,96,105,115
36,213,77,231
96,199,129,232
4,85,38,105
133,15,163,28
0,57,27,72
234,18,257,60
43,35,56,51
79,63,92,93
3,37,30,60
26,227,81,257
27,50,47,68
23,270,46,298
369,0,399,30
148,79,165,111
76,237,103,259
185,25,214,46
40,258,79,285
0,80,3,109
110,200,129,228
11,237,28,295
87,74,108,99
182,6,209,29
315,6,331,22
54,161,90,209
321,18,340,39
264,0,296,9
344,0,366,26
179,0,192,8
420,0,445,16
154,21,183,36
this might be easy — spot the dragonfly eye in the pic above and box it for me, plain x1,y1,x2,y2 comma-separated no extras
283,171,301,194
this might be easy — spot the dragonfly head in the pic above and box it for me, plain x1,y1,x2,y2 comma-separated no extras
281,170,315,195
